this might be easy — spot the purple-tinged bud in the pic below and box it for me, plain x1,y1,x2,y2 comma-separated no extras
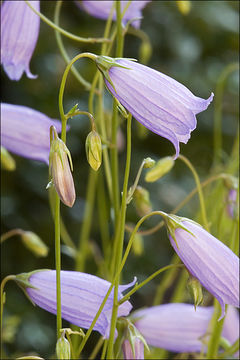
21,231,49,258
78,1,151,29
1,1,40,80
15,270,136,338
56,333,71,360
163,214,239,318
187,276,203,310
132,303,239,353
145,156,175,182
85,130,102,171
133,186,152,217
122,339,145,360
49,126,76,208
226,189,238,219
1,146,16,171
96,56,214,158
119,318,148,359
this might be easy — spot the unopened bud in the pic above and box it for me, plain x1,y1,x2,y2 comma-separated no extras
1,146,16,171
85,130,102,171
145,156,174,182
132,233,144,256
122,320,149,359
56,334,71,360
21,231,49,257
143,157,155,169
187,276,203,310
133,186,152,217
176,0,191,15
49,126,76,207
139,40,152,65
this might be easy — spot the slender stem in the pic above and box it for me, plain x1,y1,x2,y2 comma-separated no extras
126,160,146,203
1,275,16,358
170,267,188,302
55,193,62,339
218,339,240,359
53,1,93,91
101,339,108,360
107,114,132,358
0,229,24,243
119,264,183,305
89,336,104,360
206,300,225,359
178,154,209,231
25,1,110,43
213,62,239,165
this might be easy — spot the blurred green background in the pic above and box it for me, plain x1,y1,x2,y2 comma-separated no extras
1,1,239,358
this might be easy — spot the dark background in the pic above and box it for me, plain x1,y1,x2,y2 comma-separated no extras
1,1,239,358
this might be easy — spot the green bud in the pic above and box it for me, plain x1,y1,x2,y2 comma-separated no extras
132,233,144,256
1,146,16,171
176,0,191,15
85,130,102,171
143,157,155,169
21,231,49,257
223,175,238,190
125,319,149,358
187,276,203,310
133,186,152,217
145,156,175,182
139,40,152,65
49,126,76,207
56,334,71,360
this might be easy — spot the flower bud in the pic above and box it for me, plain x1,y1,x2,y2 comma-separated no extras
85,130,102,171
139,40,152,65
1,146,16,171
145,156,175,182
133,186,152,217
176,0,191,15
187,276,203,310
132,233,144,256
49,126,76,207
122,320,148,360
21,231,49,257
56,333,71,360
143,157,155,169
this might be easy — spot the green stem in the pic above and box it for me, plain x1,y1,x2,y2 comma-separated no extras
170,267,188,302
213,62,239,165
218,339,239,359
55,193,62,339
119,264,183,305
126,159,146,203
89,336,104,360
25,0,110,43
178,154,209,231
0,229,24,243
53,1,93,91
0,275,16,359
206,300,225,359
107,113,132,359
75,170,97,272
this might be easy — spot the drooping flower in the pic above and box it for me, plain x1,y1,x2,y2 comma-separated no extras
132,303,239,354
164,214,239,318
78,1,151,29
16,270,136,338
49,126,76,207
1,103,62,164
96,56,214,158
1,1,40,80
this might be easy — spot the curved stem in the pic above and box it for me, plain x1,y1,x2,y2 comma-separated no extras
54,1,93,91
89,336,104,360
55,193,62,338
25,1,110,43
126,159,146,204
0,229,24,243
178,154,209,231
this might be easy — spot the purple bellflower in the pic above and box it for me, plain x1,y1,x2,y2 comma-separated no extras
1,0,40,80
78,1,151,29
165,215,239,318
18,270,136,338
1,103,62,164
96,57,213,158
132,303,239,354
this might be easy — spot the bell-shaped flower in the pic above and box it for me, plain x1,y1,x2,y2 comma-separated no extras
96,56,213,158
1,1,40,80
1,103,62,164
15,270,136,338
163,214,239,318
132,303,239,354
78,1,151,29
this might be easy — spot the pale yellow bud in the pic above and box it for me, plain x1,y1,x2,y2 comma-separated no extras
176,0,191,15
1,146,16,171
21,231,49,257
56,335,71,360
132,233,144,256
139,40,152,65
133,186,152,217
85,130,102,171
145,156,175,182
144,157,155,169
